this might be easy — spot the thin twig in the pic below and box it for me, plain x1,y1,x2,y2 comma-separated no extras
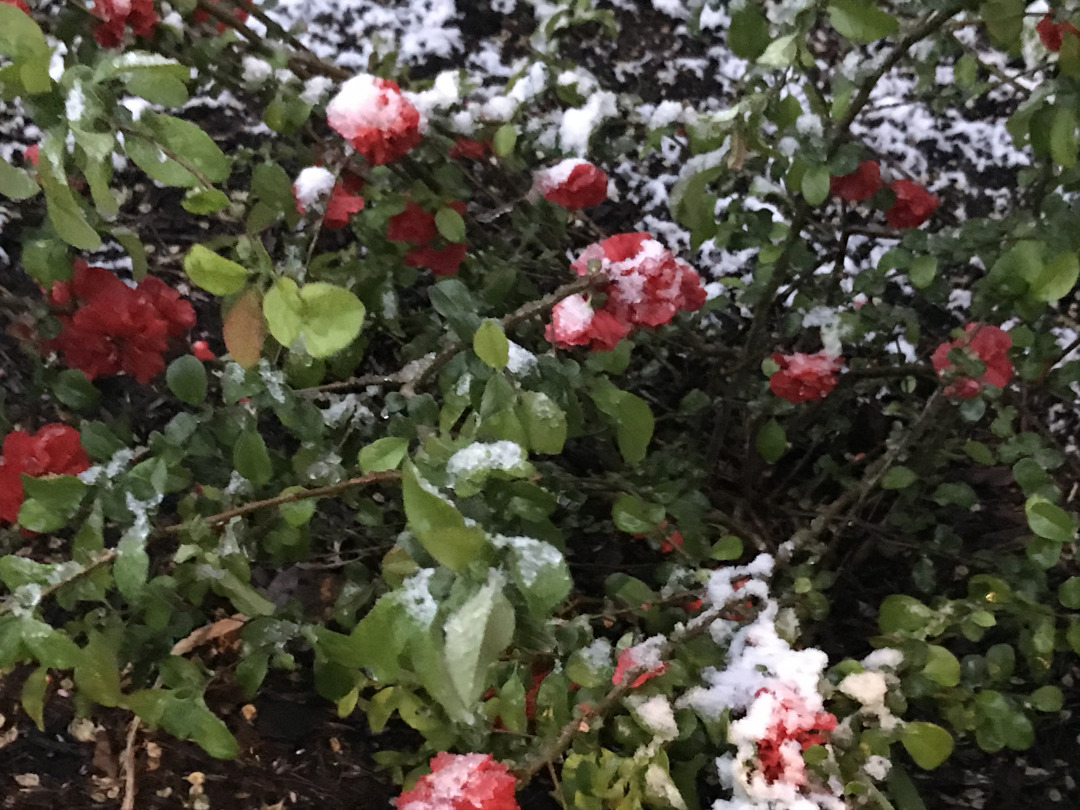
119,715,141,810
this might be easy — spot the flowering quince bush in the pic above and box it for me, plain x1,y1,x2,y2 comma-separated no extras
3,1,1080,809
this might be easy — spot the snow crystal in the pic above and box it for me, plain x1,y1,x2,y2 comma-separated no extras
300,75,335,106
580,637,613,670
628,694,680,740
490,535,562,586
505,340,537,375
398,568,438,627
242,56,274,85
66,83,85,124
446,441,525,480
293,166,335,208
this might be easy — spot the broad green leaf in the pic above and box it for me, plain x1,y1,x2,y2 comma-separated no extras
1025,496,1076,542
909,256,937,289
828,0,898,42
434,205,466,243
183,701,240,759
1059,576,1080,609
166,354,208,405
298,282,365,357
38,154,100,250
801,165,830,206
114,534,149,602
616,393,654,465
0,4,51,94
901,722,954,770
442,577,516,705
215,570,275,617
21,237,70,285
473,319,509,370
492,123,516,157
728,6,771,60
124,72,188,106
711,535,743,560
401,461,486,571
263,277,303,347
21,667,47,731
1050,105,1078,169
233,430,272,487
182,188,230,215
1029,685,1064,712
184,244,249,295
980,0,1025,48
0,154,38,200
22,619,80,669
612,493,665,535
757,34,797,67
881,465,918,490
52,369,100,410
358,437,409,474
126,113,229,188
1029,251,1078,302
278,487,317,527
518,391,567,455
112,228,148,279
755,419,786,463
75,633,123,708
923,645,960,687
19,475,86,532
878,594,933,634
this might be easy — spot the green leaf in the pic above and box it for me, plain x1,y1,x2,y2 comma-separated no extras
166,354,208,405
901,722,954,770
0,154,38,200
112,228,148,280
263,277,303,347
711,535,743,560
75,633,123,707
114,534,149,602
728,6,771,60
182,187,230,215
18,475,87,532
909,256,937,289
757,34,797,67
297,282,365,358
492,123,516,157
0,4,51,94
233,431,272,487
442,578,516,706
828,0,899,42
1029,685,1063,713
755,419,787,463
401,461,486,571
881,465,918,490
616,393,654,465
801,165,830,206
52,369,100,410
124,72,188,106
358,437,409,474
878,594,933,634
473,319,509,370
1025,496,1076,542
125,113,229,188
183,244,249,295
38,154,100,250
518,392,567,455
277,487,317,527
612,493,665,535
980,0,1025,48
21,667,47,732
922,645,960,687
434,206,466,243
1029,251,1078,302
1050,105,1078,169
1059,576,1080,609
215,570,275,617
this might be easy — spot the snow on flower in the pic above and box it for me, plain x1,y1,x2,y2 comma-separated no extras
293,166,336,209
829,160,882,202
534,158,608,209
768,352,844,404
395,752,519,810
91,0,159,48
931,322,1013,399
293,168,365,229
326,73,422,165
47,260,195,384
885,179,939,229
612,636,669,687
545,294,630,351
0,424,90,524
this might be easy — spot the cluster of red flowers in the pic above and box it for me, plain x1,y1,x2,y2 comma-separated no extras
396,753,519,810
1037,13,1080,51
192,0,249,33
0,425,90,524
326,74,422,166
753,687,838,785
769,352,844,404
292,167,366,230
48,261,196,383
533,159,608,209
449,137,491,161
546,232,707,351
387,200,468,275
829,160,939,229
931,323,1013,400
91,0,158,48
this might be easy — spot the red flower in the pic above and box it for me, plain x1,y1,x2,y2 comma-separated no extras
91,0,158,48
23,144,39,166
931,323,1013,400
659,529,683,554
534,159,609,209
191,340,215,361
768,352,844,403
0,0,30,13
885,179,939,228
829,160,882,202
1037,13,1080,51
396,753,519,810
48,261,195,383
326,74,422,166
612,645,668,688
0,424,90,524
324,183,365,229
545,294,631,351
449,137,491,160
192,0,249,32
405,242,468,276
387,201,438,244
